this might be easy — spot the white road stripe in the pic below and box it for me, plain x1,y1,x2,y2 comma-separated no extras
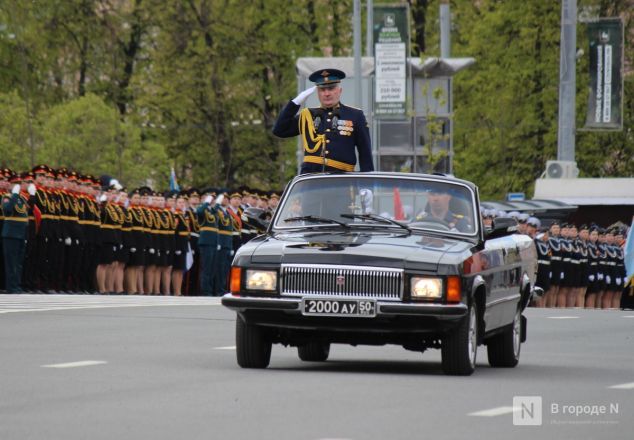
214,346,236,350
547,316,579,319
609,382,634,390
42,360,107,369
622,316,634,318
468,406,518,417
0,294,221,313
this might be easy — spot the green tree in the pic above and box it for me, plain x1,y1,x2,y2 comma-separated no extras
39,93,168,187
0,90,36,170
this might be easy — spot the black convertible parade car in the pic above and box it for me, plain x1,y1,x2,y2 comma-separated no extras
222,172,539,375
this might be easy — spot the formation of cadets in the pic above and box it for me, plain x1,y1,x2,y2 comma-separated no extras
481,209,629,309
0,165,280,296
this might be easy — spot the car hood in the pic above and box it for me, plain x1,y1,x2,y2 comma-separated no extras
247,230,476,272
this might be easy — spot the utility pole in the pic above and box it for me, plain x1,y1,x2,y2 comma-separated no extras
557,0,577,163
353,0,362,107
366,0,373,57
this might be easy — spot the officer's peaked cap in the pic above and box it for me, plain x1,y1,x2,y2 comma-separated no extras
309,68,346,88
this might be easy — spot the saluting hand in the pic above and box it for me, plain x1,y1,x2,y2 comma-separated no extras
292,86,316,106
27,183,37,196
11,184,20,194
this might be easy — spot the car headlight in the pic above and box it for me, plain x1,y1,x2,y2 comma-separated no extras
411,277,443,299
245,270,277,291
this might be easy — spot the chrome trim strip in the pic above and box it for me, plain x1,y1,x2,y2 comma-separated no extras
486,293,521,308
280,263,404,301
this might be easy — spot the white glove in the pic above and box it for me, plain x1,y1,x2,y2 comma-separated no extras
241,214,248,222
99,194,107,203
27,183,36,196
75,239,79,245
598,273,604,280
112,246,117,252
175,250,182,255
359,188,373,213
64,237,72,246
130,248,136,253
215,194,224,206
149,248,155,254
292,86,316,105
606,275,611,284
616,277,622,285
203,195,212,204
11,184,20,194
110,179,123,191
588,275,595,282
217,244,221,251
560,272,564,280
230,250,235,256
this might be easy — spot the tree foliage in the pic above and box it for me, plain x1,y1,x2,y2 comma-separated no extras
0,0,631,195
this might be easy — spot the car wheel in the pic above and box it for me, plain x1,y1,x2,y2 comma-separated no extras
441,303,477,376
236,316,272,369
297,342,330,362
487,309,521,368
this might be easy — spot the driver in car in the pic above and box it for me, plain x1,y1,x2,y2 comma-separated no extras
415,187,473,233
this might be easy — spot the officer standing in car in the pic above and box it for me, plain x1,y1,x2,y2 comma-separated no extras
273,68,374,174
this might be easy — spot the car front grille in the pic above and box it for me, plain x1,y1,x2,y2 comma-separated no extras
280,264,403,301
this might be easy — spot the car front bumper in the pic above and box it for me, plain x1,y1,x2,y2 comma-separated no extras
221,293,468,336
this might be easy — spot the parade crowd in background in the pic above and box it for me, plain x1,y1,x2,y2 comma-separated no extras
481,209,630,310
0,165,278,296
1,165,631,309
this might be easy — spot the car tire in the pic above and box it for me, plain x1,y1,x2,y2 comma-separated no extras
487,309,521,368
236,316,272,369
441,303,477,376
297,342,330,362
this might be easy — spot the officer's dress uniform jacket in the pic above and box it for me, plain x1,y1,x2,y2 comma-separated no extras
273,101,373,174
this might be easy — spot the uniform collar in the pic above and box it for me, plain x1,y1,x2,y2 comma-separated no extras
320,103,342,112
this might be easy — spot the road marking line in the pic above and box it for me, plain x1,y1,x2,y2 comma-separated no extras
468,406,518,417
622,315,634,318
609,382,634,389
547,316,579,319
42,360,107,368
214,346,236,350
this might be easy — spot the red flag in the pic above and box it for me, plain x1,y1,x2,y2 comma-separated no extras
393,187,404,220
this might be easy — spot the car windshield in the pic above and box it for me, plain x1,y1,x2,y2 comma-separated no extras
274,175,478,235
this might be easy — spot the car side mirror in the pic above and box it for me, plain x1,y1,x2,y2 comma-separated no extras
486,217,518,239
242,207,271,232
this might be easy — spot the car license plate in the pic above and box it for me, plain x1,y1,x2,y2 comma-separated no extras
302,299,376,318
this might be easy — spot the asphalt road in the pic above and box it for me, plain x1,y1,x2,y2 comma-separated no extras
0,295,632,440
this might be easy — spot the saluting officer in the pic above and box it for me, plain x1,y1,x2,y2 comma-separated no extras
197,189,220,296
2,174,35,293
273,68,374,174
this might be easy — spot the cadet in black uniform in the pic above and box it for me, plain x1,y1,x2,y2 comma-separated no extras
585,226,602,308
184,188,201,296
546,221,562,308
534,227,551,307
575,225,590,307
612,228,626,309
273,69,374,174
0,169,12,291
171,192,190,296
